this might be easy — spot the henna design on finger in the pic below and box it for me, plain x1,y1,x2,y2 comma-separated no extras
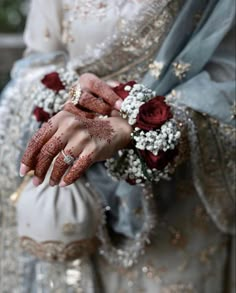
80,74,119,106
91,80,119,107
63,103,95,119
63,152,94,185
79,91,111,115
75,117,114,143
34,135,64,179
50,149,76,184
21,120,54,169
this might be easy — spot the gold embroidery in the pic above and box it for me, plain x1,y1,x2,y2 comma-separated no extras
168,226,187,249
20,236,100,262
62,223,77,235
192,205,210,232
149,61,165,79
142,264,168,282
199,245,218,265
172,61,191,80
62,0,184,82
62,0,114,44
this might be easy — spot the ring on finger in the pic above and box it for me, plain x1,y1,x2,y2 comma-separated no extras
61,150,75,165
70,83,82,106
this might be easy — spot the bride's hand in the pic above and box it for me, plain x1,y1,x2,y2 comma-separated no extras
71,73,123,115
19,109,132,187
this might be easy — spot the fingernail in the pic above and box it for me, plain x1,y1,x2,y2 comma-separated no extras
59,181,67,187
114,99,123,110
19,164,28,177
33,177,42,187
49,180,56,187
107,80,120,87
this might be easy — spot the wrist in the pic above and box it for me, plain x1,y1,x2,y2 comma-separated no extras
122,121,133,149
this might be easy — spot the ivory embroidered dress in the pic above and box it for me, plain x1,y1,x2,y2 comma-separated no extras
0,0,235,292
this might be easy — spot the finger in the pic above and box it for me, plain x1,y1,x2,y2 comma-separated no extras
20,120,56,175
106,80,120,87
63,102,95,119
33,133,65,185
79,91,111,115
110,109,120,117
49,128,89,185
49,150,75,186
60,150,95,187
80,73,122,109
49,139,83,186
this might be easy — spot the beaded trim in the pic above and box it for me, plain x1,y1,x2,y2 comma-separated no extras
95,183,157,268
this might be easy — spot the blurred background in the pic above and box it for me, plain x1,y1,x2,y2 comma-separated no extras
0,0,29,91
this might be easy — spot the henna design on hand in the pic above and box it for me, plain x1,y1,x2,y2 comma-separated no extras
79,91,111,115
75,117,115,143
80,73,120,106
50,148,76,184
63,103,95,119
34,135,64,179
21,120,54,169
63,152,94,185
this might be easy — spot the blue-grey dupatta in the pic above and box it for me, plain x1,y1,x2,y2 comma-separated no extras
142,0,236,234
87,0,235,237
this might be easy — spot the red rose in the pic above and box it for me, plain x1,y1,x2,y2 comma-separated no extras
126,177,137,185
136,96,172,131
140,149,178,170
113,81,136,100
41,72,65,92
33,107,50,122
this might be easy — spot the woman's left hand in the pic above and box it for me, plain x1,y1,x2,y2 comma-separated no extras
20,109,132,187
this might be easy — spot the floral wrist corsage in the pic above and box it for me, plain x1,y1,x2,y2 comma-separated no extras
32,68,78,122
105,81,182,185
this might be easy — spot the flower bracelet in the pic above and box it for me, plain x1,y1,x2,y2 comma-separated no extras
31,68,78,123
105,81,182,185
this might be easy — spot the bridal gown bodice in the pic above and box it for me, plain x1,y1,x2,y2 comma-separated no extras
24,0,183,81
